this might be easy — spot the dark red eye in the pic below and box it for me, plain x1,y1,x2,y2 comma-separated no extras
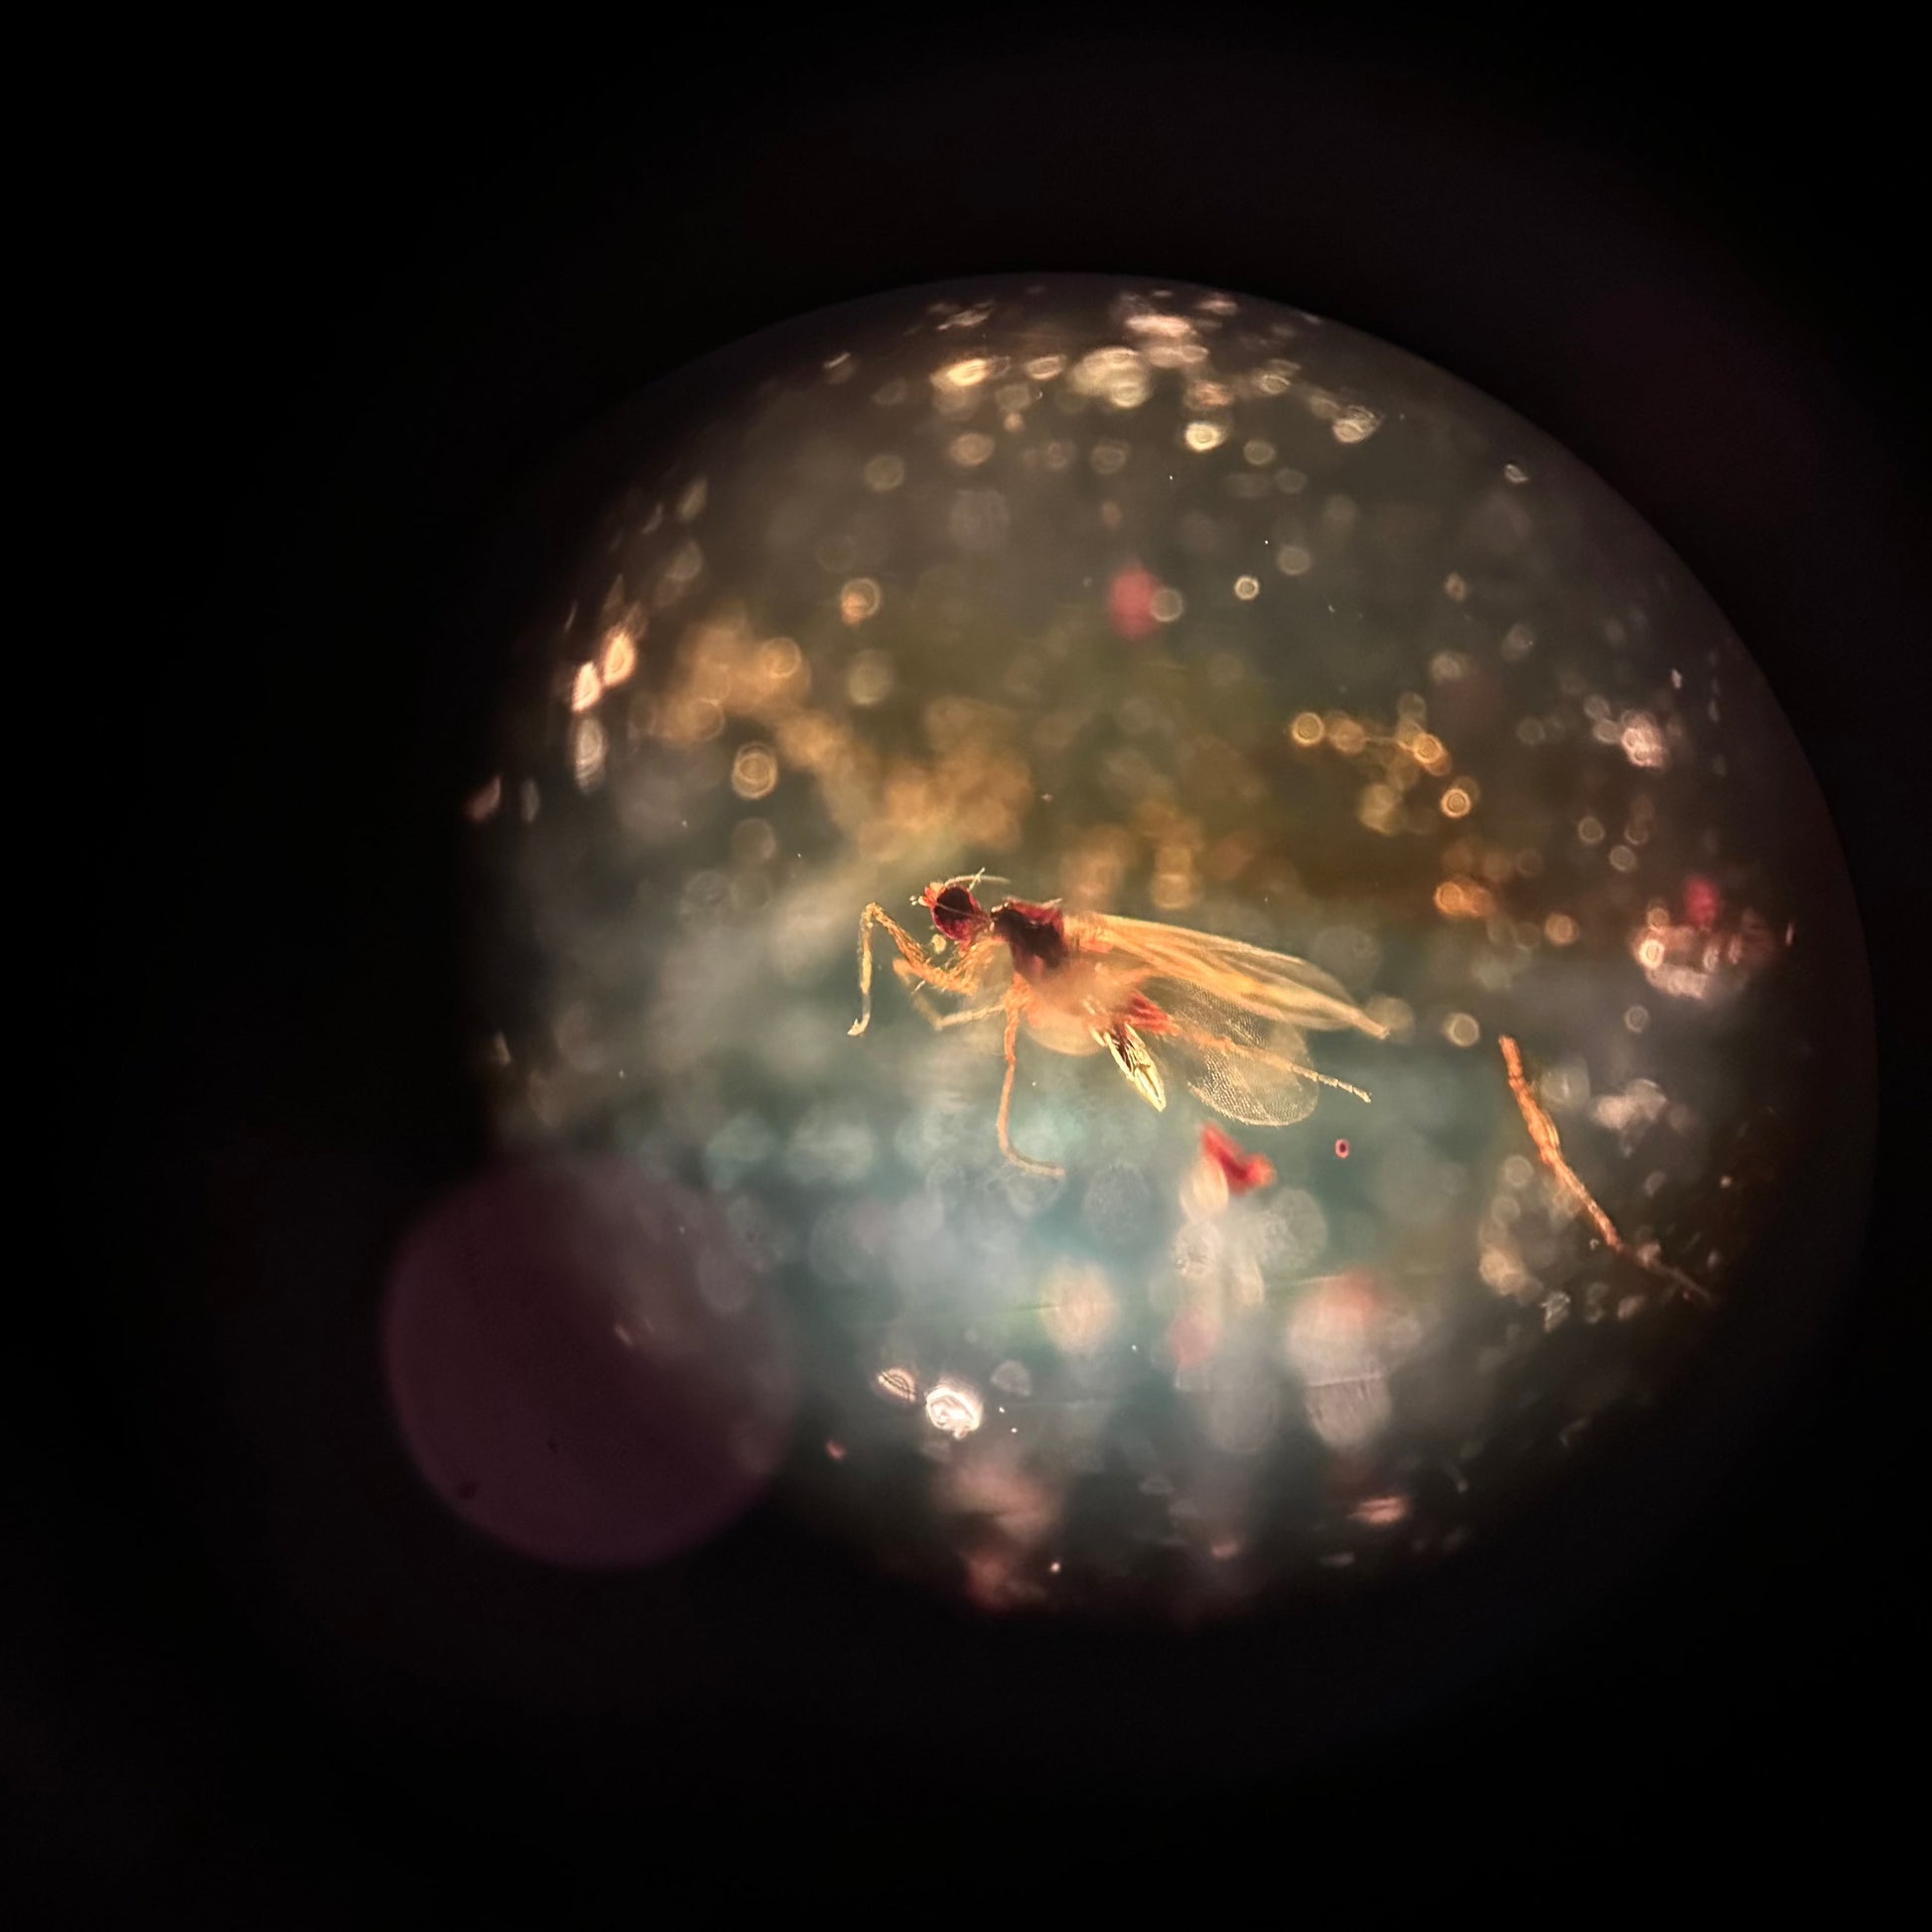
928,884,984,939
1333,1139,1350,1159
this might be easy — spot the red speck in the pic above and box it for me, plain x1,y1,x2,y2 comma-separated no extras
826,1442,846,1460
1333,1139,1350,1159
1200,1125,1276,1196
1683,875,1723,930
1107,563,1162,640
1124,990,1174,1035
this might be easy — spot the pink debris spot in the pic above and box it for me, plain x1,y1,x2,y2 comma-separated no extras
1684,875,1723,930
1107,563,1162,640
826,1441,847,1460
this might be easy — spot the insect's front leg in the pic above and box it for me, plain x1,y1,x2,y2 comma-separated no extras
849,902,983,1036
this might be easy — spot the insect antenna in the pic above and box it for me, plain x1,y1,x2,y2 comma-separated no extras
1300,1065,1374,1105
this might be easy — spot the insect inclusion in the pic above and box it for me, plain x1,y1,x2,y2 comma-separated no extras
850,874,1389,1176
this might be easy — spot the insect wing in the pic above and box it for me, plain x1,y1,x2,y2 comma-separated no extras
1072,913,1388,1037
1155,982,1323,1128
1099,1022,1168,1111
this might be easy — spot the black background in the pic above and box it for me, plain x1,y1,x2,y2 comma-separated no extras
36,15,1927,1915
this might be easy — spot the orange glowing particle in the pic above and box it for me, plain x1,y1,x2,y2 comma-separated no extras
1331,404,1381,444
758,636,804,683
839,578,882,625
1352,1494,1409,1526
730,743,779,801
599,626,639,687
936,355,997,389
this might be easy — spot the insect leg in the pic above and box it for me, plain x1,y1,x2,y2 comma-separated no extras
927,999,1008,1032
850,902,980,1036
898,964,1005,1031
997,998,1064,1178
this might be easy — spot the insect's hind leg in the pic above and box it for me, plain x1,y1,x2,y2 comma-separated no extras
997,1002,1064,1178
905,977,1006,1032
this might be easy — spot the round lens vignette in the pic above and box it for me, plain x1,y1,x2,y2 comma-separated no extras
459,279,1845,1621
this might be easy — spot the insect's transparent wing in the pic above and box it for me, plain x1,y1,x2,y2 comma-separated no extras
1154,983,1323,1127
1072,913,1387,1036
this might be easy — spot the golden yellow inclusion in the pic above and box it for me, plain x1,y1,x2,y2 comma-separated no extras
598,623,639,687
628,613,1036,865
1291,698,1495,867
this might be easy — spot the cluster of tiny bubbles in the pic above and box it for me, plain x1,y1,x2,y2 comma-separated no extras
454,275,1858,1620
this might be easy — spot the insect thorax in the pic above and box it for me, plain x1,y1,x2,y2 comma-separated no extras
991,899,1069,977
